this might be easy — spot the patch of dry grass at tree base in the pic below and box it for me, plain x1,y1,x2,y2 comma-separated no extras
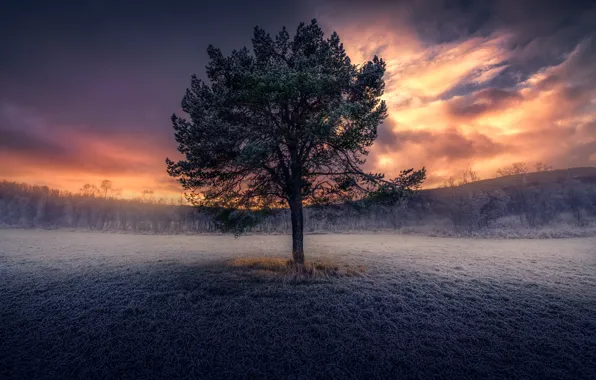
227,256,366,280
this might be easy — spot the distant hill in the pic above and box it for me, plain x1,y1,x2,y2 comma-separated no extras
423,167,596,196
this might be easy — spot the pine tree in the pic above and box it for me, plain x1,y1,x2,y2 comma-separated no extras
167,19,425,264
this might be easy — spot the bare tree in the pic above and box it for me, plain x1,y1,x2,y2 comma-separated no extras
535,162,554,172
80,184,99,197
441,167,480,188
461,167,480,184
99,179,122,199
442,176,458,188
496,162,529,177
141,189,155,203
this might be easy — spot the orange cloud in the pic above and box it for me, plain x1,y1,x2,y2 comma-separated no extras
328,19,596,187
2,19,595,194
0,103,182,198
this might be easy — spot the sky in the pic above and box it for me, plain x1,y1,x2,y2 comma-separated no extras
1,0,596,197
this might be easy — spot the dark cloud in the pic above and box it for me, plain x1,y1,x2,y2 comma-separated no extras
0,0,312,138
375,120,400,149
0,103,162,176
324,0,594,42
493,0,595,41
401,129,507,161
582,121,596,135
525,36,596,115
558,141,596,168
318,0,492,43
355,0,593,94
0,133,152,176
447,88,523,118
378,126,507,162
0,129,65,156
490,1,595,87
0,103,67,158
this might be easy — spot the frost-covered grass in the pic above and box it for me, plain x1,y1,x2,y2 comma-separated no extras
1,229,595,379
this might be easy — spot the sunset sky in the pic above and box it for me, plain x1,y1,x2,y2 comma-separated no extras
1,0,595,198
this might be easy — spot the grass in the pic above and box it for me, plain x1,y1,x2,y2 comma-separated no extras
228,256,366,281
1,229,595,379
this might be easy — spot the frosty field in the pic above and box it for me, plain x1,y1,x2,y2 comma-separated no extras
1,229,595,379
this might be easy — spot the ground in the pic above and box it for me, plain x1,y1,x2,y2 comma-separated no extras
1,230,595,379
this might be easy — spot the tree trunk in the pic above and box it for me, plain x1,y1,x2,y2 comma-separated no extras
289,192,305,265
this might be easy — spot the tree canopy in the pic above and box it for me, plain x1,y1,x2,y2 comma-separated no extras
166,19,425,263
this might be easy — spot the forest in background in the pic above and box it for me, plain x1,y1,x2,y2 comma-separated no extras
1,165,596,237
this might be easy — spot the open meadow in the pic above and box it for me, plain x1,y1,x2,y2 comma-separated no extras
1,229,595,379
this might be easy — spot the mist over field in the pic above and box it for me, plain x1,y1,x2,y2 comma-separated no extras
3,166,596,239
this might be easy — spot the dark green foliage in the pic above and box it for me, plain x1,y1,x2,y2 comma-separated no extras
354,168,426,208
166,19,425,238
211,208,276,236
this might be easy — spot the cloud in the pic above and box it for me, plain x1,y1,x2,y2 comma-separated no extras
447,88,523,118
370,114,510,184
0,101,181,197
320,1,596,186
395,35,511,98
1,0,596,192
0,128,65,156
399,129,507,161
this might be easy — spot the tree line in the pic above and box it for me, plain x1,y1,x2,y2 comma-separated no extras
1,168,595,235
434,163,596,231
0,181,213,233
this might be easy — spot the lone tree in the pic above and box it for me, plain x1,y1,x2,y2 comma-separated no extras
167,20,425,264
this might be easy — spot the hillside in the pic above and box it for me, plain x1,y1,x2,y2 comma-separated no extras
424,167,596,196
